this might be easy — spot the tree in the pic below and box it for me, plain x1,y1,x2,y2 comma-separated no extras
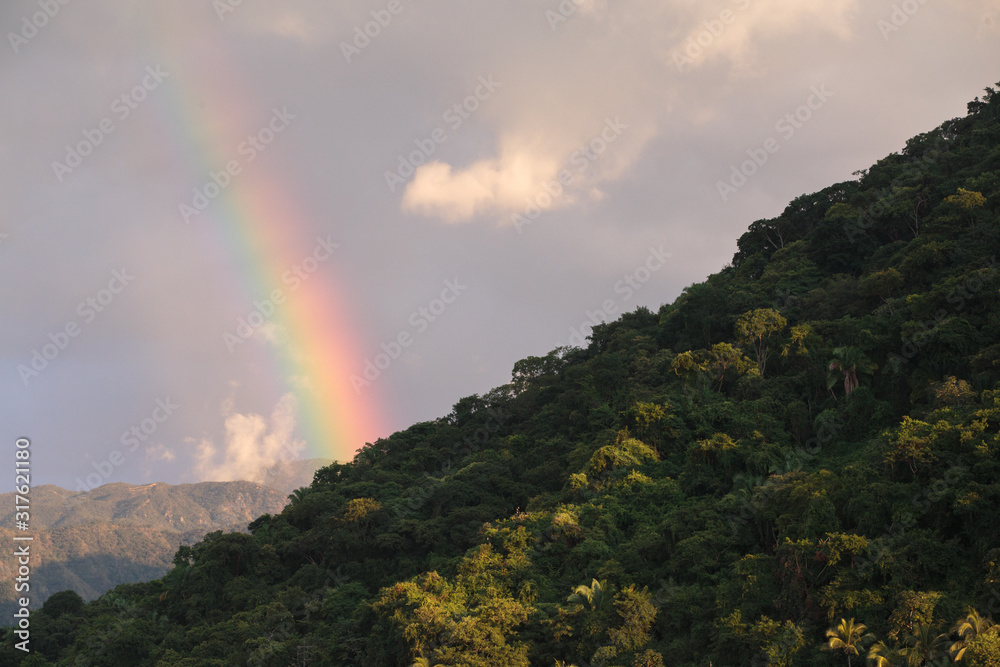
756,617,806,667
860,269,904,314
887,591,945,644
706,342,758,388
827,346,877,398
670,342,755,391
630,401,676,450
585,435,658,487
567,579,614,612
824,618,875,667
607,585,657,652
944,188,987,226
963,632,1000,667
951,608,996,661
908,191,928,238
900,622,949,666
511,348,571,392
881,417,939,474
867,640,904,667
40,590,84,619
691,433,739,468
286,487,309,505
946,188,987,209
735,308,787,375
632,650,665,666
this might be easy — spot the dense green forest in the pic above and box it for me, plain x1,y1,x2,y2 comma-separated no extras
5,82,1000,666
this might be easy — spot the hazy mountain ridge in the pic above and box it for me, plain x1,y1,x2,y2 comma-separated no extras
0,523,207,612
0,460,331,617
1,481,284,532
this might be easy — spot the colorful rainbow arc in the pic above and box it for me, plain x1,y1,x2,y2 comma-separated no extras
149,11,385,462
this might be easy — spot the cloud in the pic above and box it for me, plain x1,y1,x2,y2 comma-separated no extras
193,393,305,482
402,149,563,223
146,444,176,462
256,321,286,346
401,120,642,223
668,0,860,72
398,0,861,224
219,1,342,44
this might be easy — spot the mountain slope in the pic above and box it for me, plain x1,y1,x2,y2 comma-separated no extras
5,81,1000,667
0,482,286,532
0,467,329,620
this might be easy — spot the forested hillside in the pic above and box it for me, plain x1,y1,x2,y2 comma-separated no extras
4,83,1000,666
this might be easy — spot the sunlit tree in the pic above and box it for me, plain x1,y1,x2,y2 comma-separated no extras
951,608,995,661
824,618,875,667
735,308,787,375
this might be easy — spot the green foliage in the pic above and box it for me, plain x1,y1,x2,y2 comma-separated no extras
880,417,941,474
735,307,787,375
951,607,997,661
606,585,656,652
965,631,1000,667
39,590,84,619
827,346,877,398
585,434,658,489
824,617,875,666
946,187,987,210
899,620,950,665
670,341,756,391
886,591,943,642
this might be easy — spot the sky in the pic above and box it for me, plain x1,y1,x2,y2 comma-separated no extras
2,0,998,492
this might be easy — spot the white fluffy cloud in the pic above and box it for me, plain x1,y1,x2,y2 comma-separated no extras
401,149,563,223
193,393,305,483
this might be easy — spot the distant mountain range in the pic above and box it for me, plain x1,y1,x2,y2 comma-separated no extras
0,459,332,616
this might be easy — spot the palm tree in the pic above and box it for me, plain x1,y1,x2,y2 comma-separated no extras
950,608,995,661
566,579,614,611
828,346,877,398
867,640,904,667
824,618,875,667
287,487,309,505
355,444,379,467
900,622,949,666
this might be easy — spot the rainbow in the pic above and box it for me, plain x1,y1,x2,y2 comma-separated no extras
148,9,385,462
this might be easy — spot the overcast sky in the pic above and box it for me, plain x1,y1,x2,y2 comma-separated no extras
2,0,998,492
